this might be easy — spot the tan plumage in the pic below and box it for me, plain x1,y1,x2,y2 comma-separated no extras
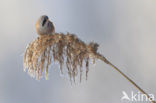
35,15,55,35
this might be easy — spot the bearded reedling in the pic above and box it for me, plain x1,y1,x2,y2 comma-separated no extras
24,15,156,103
35,15,55,36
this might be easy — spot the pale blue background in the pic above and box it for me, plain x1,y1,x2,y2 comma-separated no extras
0,0,156,103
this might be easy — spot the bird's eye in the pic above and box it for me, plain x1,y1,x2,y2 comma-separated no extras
42,18,47,26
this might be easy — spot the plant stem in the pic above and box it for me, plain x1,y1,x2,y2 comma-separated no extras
95,53,156,103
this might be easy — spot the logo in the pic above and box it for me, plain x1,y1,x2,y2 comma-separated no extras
121,91,155,102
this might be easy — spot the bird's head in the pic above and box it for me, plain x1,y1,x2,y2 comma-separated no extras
38,15,49,27
35,15,55,35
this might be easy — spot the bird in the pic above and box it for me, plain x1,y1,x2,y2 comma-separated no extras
35,15,55,36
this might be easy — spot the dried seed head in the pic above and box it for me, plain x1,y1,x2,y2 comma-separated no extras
24,33,99,81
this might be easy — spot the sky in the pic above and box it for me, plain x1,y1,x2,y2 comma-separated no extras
0,0,156,103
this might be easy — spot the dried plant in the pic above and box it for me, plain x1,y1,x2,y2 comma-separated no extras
24,33,155,103
24,33,98,81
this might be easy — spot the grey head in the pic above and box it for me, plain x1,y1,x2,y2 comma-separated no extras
39,15,49,27
36,15,55,35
